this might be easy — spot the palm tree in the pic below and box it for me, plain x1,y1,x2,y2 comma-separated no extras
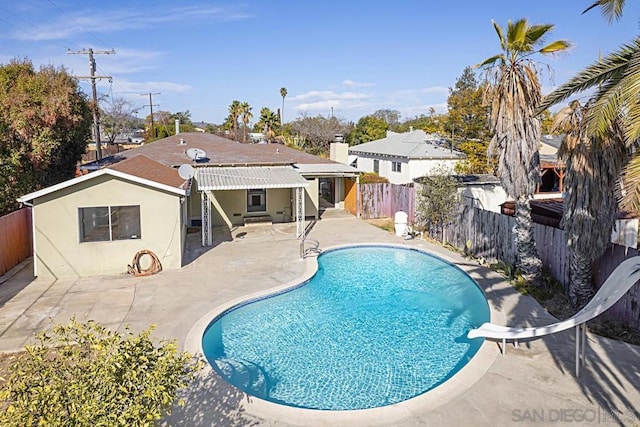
553,101,627,307
539,2,640,211
240,102,253,143
478,19,570,283
228,100,242,141
280,87,287,126
257,107,279,142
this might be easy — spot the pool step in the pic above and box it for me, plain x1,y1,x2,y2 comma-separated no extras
215,358,268,395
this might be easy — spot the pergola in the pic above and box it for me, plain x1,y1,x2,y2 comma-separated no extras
194,166,309,245
539,159,566,194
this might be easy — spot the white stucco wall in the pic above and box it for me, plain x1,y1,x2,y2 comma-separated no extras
32,175,184,279
460,185,508,213
352,153,460,184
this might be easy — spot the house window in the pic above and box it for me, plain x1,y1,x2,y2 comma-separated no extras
373,159,379,174
79,205,141,242
247,189,266,212
392,161,402,172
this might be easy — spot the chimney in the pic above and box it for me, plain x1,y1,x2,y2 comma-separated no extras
175,119,180,134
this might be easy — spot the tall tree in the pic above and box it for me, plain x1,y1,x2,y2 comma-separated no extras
289,114,354,154
0,59,92,215
280,87,287,125
478,19,570,283
372,109,401,130
240,102,253,143
553,100,626,308
256,107,279,142
539,1,640,211
400,110,447,134
351,115,388,145
446,66,492,173
228,100,242,141
100,97,138,144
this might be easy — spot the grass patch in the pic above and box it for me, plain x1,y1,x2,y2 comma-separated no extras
365,218,395,233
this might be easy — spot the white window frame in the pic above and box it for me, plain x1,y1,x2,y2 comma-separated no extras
79,205,141,243
392,161,402,172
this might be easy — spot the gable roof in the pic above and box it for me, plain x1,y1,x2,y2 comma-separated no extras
348,129,465,160
110,133,338,167
19,155,188,203
107,154,188,189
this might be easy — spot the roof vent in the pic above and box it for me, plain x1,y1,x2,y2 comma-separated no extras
179,138,186,145
409,126,414,132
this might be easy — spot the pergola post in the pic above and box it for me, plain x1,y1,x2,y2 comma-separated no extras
295,186,305,239
201,191,212,246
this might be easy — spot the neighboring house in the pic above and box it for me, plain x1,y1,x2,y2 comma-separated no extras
349,130,465,184
18,133,359,278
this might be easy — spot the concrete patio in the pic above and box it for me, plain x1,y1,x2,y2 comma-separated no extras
0,215,638,426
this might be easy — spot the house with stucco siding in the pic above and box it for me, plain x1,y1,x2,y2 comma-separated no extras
349,130,465,184
18,133,359,278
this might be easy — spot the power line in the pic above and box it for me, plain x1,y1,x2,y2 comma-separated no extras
0,6,73,51
141,92,161,139
47,0,112,49
68,48,115,161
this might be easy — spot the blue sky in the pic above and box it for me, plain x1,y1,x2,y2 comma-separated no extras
0,1,638,125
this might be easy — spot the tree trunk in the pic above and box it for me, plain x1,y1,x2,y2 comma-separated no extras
569,251,594,309
514,195,542,283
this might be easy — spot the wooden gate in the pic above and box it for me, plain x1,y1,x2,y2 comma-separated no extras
0,208,32,276
344,178,357,215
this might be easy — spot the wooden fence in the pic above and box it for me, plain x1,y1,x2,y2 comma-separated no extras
445,205,640,328
444,206,569,283
593,245,640,329
358,183,415,223
0,207,32,277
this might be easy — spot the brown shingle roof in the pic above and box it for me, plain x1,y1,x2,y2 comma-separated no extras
112,133,336,167
107,154,187,189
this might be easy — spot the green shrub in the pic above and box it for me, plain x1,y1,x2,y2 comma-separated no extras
359,172,389,184
0,319,201,426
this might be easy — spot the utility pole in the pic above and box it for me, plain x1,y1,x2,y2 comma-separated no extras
68,48,115,161
141,92,160,140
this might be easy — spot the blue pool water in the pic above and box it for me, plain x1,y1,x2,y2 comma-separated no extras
202,246,489,410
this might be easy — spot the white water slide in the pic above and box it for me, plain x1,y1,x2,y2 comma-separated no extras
468,256,640,376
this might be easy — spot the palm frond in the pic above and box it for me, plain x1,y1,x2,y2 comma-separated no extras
526,24,554,44
538,38,640,113
508,19,529,53
622,152,640,211
476,54,505,69
583,0,626,23
492,20,506,52
539,40,571,54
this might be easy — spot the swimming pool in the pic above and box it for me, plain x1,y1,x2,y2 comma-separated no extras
201,245,489,410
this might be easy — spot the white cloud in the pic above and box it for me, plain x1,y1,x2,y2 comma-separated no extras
342,79,375,88
99,48,162,75
291,90,370,102
113,79,192,94
289,83,450,121
10,5,251,41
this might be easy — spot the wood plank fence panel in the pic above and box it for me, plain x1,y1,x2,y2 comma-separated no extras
593,245,640,329
0,207,32,276
445,205,638,328
358,183,415,222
